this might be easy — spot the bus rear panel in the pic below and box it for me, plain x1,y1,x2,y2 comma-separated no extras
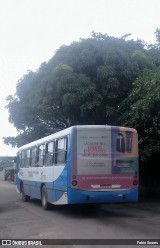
68,126,138,204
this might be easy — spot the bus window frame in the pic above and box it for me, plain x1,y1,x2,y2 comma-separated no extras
55,136,68,166
37,144,45,167
21,150,26,168
45,141,55,166
30,147,38,167
25,149,31,168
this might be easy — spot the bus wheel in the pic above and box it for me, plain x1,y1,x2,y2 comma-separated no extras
21,185,30,202
41,186,50,210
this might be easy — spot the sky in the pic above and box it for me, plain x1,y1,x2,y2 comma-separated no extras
0,0,160,156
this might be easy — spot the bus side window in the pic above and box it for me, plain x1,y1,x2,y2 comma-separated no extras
25,149,31,168
21,150,25,168
38,144,45,167
55,137,67,165
31,147,37,167
45,141,55,166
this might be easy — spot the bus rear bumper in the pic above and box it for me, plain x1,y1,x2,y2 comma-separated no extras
68,188,138,204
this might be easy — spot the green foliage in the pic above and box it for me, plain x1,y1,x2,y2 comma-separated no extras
0,156,15,170
154,28,160,43
122,68,160,160
4,31,159,152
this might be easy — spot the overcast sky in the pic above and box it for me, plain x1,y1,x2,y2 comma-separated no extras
0,0,160,156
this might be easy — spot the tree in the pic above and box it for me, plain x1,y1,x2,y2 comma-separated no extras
0,156,15,171
4,32,156,147
121,68,160,160
154,28,160,43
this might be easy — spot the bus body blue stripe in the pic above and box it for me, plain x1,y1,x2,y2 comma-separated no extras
67,188,138,204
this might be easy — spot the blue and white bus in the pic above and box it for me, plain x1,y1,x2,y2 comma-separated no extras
15,125,139,210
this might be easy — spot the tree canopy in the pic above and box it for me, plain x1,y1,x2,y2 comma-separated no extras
121,68,160,160
4,31,160,167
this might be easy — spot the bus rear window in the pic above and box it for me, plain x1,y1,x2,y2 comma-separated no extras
115,131,133,153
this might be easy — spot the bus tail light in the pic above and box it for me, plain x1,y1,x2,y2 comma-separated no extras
72,180,78,186
133,180,138,186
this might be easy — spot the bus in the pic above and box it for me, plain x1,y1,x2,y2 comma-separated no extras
15,125,139,210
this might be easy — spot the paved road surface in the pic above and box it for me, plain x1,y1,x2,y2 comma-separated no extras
0,179,160,247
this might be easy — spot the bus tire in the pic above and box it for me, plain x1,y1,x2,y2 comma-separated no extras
21,185,30,202
41,185,51,210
